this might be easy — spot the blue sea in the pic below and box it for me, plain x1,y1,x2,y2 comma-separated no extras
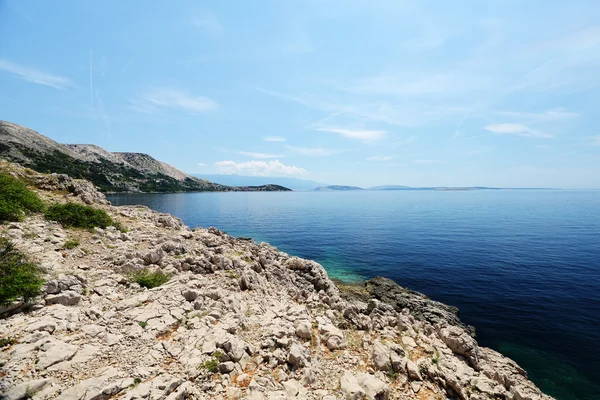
107,190,600,400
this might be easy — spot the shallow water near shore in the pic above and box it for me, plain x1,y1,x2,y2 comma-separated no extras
108,190,600,400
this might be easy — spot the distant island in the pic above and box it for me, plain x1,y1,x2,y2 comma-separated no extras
194,174,324,192
314,185,364,191
0,120,291,193
317,184,555,191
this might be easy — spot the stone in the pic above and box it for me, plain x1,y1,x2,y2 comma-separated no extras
223,337,246,362
282,379,301,397
340,371,366,400
406,360,422,381
295,320,311,339
25,318,57,334
288,343,307,368
356,373,389,400
45,290,81,306
143,248,165,265
372,340,391,371
219,361,235,373
37,339,78,370
182,289,200,302
4,379,51,400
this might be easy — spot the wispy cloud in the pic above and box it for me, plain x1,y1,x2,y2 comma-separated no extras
264,136,286,142
367,155,394,161
214,160,306,176
0,59,72,90
392,135,418,147
191,12,223,33
484,123,553,138
413,159,439,165
197,162,207,166
494,109,579,122
285,145,343,157
239,151,283,159
317,127,385,141
131,89,218,114
590,136,600,146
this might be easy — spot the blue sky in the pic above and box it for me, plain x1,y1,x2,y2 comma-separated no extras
1,0,599,188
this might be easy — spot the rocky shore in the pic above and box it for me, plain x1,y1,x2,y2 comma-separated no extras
0,165,553,400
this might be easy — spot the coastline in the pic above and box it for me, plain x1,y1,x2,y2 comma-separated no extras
0,164,554,399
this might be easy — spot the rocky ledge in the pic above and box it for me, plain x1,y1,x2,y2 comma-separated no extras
0,166,553,400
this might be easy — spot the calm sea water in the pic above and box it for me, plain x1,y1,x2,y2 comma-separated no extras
108,190,600,400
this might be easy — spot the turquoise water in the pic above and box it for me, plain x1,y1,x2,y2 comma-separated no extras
108,190,600,399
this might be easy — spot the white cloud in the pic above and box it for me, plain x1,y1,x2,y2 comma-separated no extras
590,136,600,146
131,89,218,114
317,127,385,141
367,155,394,161
214,160,306,176
191,12,223,33
484,123,553,138
0,59,72,90
239,151,283,159
197,162,206,166
284,145,342,157
264,136,286,142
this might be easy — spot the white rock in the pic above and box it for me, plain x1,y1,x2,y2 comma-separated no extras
4,379,51,400
356,373,389,400
372,340,391,371
340,371,366,400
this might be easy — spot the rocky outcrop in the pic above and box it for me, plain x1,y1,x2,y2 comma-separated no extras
0,169,554,400
364,276,475,335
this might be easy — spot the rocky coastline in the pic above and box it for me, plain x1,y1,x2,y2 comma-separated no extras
0,164,553,400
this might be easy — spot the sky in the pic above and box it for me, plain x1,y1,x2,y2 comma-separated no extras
1,0,599,188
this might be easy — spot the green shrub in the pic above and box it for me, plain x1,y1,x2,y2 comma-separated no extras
63,239,80,249
130,269,169,289
0,172,45,222
199,357,219,373
0,237,44,305
45,202,115,229
0,336,16,347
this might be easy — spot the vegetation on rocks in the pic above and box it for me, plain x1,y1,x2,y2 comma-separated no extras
0,237,44,305
45,202,117,230
0,172,45,222
130,268,169,289
63,239,80,249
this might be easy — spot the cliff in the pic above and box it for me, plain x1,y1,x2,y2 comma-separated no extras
0,162,553,400
0,121,291,193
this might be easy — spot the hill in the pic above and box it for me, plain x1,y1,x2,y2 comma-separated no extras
314,185,364,191
0,120,290,193
194,174,325,191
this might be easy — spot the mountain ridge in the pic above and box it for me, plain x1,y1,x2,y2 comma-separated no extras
0,120,290,193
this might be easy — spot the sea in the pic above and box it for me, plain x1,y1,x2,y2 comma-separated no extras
107,190,600,400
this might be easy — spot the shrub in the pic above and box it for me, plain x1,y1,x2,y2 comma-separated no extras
0,172,45,222
199,357,219,373
130,269,169,289
45,202,115,229
63,239,80,249
0,237,44,305
0,336,16,347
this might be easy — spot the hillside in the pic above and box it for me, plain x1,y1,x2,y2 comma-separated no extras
0,162,554,400
0,121,290,193
194,174,326,191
